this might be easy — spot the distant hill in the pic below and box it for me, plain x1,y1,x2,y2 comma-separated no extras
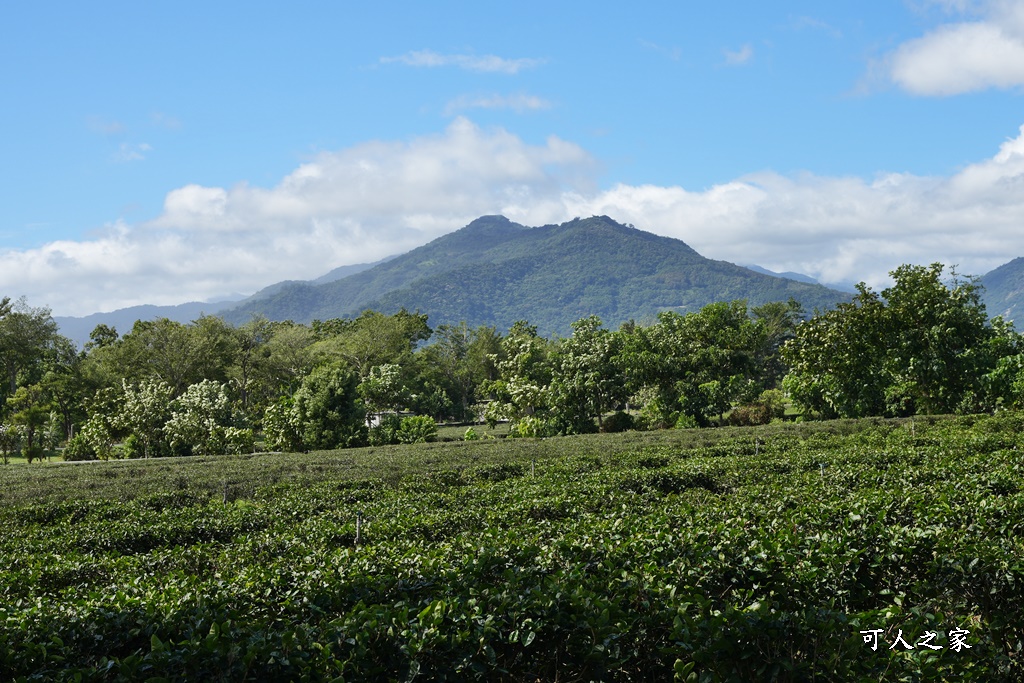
54,257,393,347
980,257,1024,325
742,264,819,285
54,300,239,349
220,215,852,335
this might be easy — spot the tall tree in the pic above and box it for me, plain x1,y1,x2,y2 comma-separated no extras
0,297,59,404
316,309,431,377
783,263,1001,418
292,363,367,450
549,316,626,434
481,321,553,429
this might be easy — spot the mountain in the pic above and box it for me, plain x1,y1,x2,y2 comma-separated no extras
54,300,240,348
980,257,1024,324
54,257,394,347
742,264,819,285
220,215,851,335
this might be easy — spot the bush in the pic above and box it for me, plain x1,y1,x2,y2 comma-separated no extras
464,427,480,441
224,427,256,454
674,413,699,430
601,411,635,433
121,434,144,459
727,389,787,427
368,414,402,446
62,433,97,461
397,415,438,444
509,416,555,438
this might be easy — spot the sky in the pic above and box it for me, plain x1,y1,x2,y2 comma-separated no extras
5,0,1024,316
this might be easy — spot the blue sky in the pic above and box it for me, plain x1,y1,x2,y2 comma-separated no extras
5,1,1024,315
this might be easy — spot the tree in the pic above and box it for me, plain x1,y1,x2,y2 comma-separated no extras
164,380,232,456
317,309,431,377
414,322,501,421
481,321,554,431
103,317,235,395
292,363,367,450
783,263,1002,418
38,335,87,441
880,264,992,414
117,379,174,458
84,323,118,352
7,384,52,462
617,302,762,427
0,297,59,405
357,363,409,425
781,285,888,419
549,316,626,434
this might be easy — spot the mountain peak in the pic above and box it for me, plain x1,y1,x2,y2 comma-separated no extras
221,214,850,333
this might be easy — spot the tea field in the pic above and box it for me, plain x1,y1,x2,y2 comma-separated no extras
1,415,1023,681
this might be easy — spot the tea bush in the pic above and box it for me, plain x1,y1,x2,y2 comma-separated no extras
0,414,1021,680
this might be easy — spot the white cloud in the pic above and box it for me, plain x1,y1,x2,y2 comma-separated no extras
7,119,1024,317
113,142,152,162
2,119,592,315
723,44,754,66
380,50,544,74
443,93,552,115
887,0,1024,94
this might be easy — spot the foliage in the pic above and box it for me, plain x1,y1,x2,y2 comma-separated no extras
600,410,635,433
728,389,787,426
0,296,59,405
262,396,303,453
368,413,401,446
292,363,367,450
783,264,1011,418
0,423,20,464
480,321,553,430
116,379,174,458
164,380,233,456
357,363,409,423
223,426,256,455
61,433,96,461
396,415,438,444
548,315,626,434
618,301,764,427
0,415,1021,680
7,384,51,462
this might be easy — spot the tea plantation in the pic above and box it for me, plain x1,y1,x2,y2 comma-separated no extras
1,415,1022,681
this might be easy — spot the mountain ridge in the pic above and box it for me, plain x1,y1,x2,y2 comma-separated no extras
220,215,852,334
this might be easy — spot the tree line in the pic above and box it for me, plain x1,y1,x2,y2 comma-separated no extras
2,263,1023,461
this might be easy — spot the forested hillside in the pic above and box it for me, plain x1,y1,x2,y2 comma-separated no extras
221,215,851,335
980,256,1024,325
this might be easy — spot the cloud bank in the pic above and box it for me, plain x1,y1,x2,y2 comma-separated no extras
5,118,1024,316
888,0,1024,94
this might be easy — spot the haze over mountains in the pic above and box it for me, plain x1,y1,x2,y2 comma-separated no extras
54,215,1024,346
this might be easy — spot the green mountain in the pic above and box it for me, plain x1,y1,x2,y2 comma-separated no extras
221,215,851,334
980,257,1024,325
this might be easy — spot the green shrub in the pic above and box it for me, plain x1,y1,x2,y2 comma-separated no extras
397,415,438,444
601,411,635,433
62,433,97,461
464,426,480,441
224,427,256,454
368,414,402,446
509,416,554,438
121,434,143,459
